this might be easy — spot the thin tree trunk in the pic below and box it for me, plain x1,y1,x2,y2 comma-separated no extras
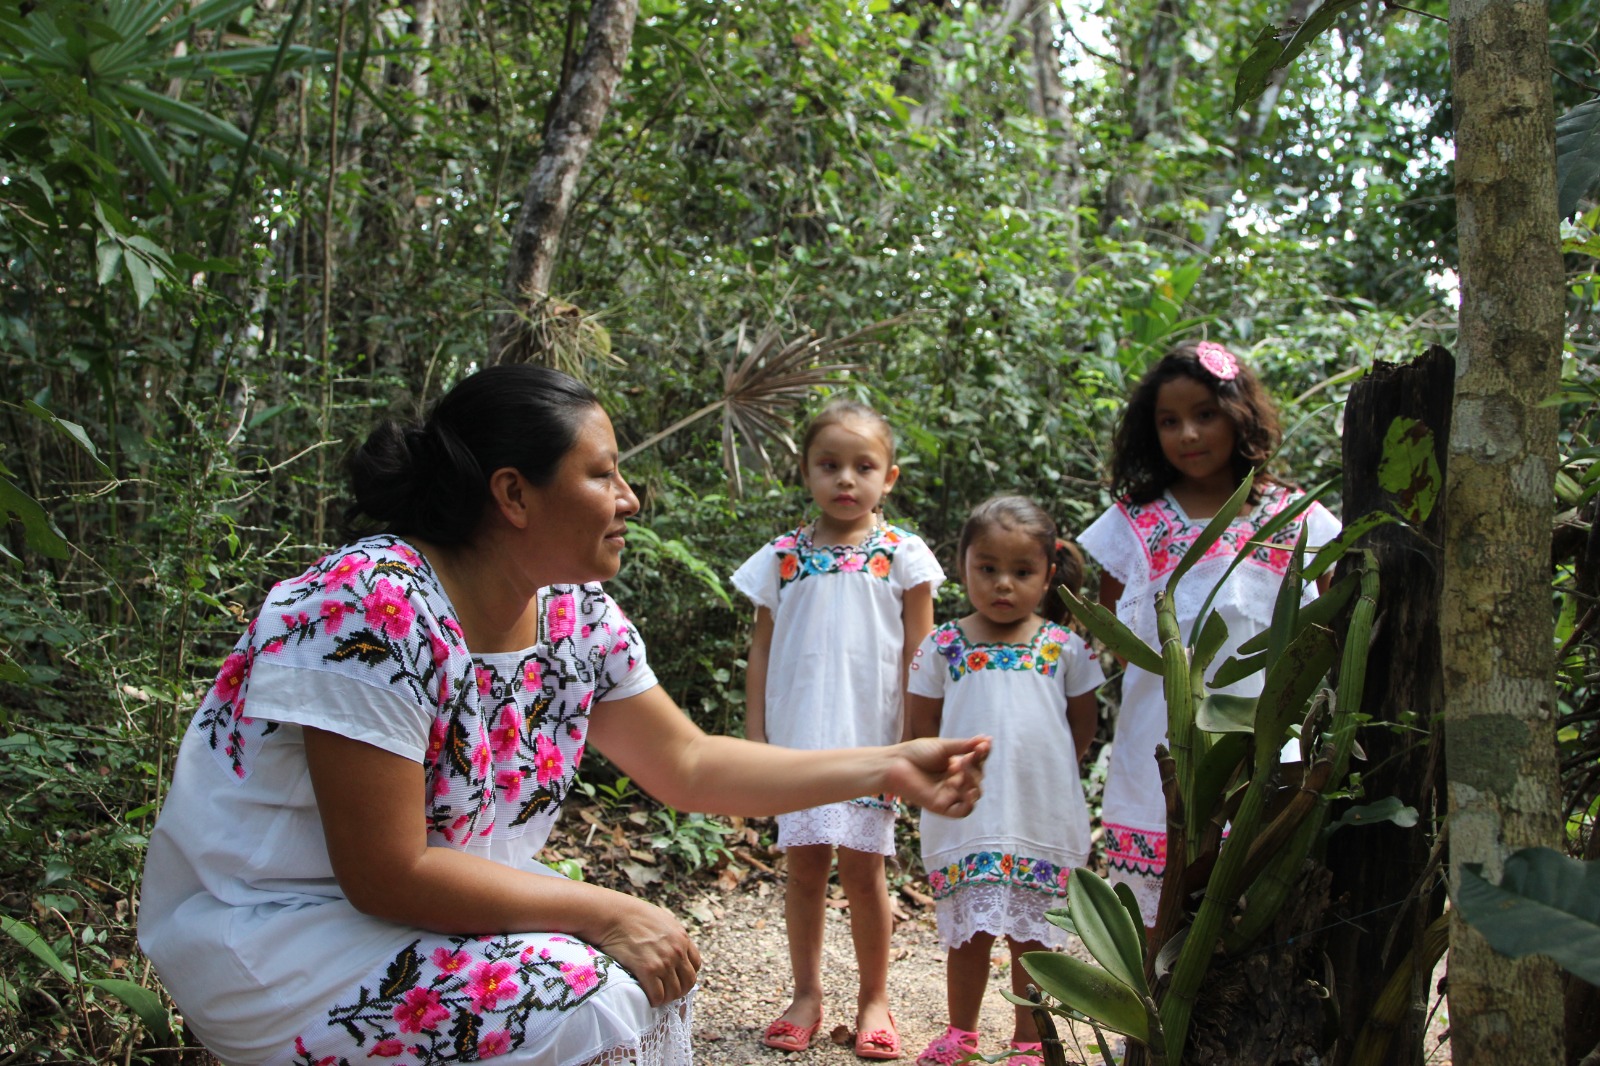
1099,0,1184,231
1443,2,1567,1063
1025,0,1082,261
1325,347,1453,1066
494,0,638,364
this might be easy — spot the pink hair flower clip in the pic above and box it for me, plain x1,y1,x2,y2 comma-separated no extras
1196,341,1239,382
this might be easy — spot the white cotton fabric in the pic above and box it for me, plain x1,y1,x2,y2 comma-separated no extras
1079,486,1340,923
907,621,1104,949
731,522,944,854
138,538,677,1066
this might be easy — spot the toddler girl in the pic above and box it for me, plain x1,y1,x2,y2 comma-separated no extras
732,398,944,1059
1079,340,1339,928
905,496,1104,1066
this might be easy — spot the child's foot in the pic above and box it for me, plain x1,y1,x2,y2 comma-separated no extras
914,1025,979,1066
762,997,824,1052
854,1009,901,1060
1007,1040,1044,1066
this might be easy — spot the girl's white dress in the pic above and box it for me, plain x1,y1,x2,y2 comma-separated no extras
1078,484,1340,924
908,620,1104,949
139,536,691,1066
731,522,944,854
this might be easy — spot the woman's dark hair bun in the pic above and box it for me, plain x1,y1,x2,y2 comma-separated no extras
342,365,600,546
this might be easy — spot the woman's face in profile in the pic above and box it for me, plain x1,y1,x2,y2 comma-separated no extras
522,405,641,584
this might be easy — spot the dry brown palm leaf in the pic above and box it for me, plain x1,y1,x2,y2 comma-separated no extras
620,314,914,494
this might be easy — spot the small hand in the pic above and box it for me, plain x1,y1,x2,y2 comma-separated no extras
887,736,990,817
592,897,703,1006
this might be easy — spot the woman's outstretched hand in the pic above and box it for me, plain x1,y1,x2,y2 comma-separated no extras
888,736,990,817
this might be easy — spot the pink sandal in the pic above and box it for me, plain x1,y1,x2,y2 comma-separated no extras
855,1011,902,1060
1008,1041,1045,1066
915,1026,979,1066
762,1014,823,1052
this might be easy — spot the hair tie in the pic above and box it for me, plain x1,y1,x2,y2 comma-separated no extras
1055,538,1068,552
1196,341,1240,381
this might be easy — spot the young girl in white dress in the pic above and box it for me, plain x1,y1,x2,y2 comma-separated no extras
1078,340,1340,928
732,399,945,1059
904,497,1104,1066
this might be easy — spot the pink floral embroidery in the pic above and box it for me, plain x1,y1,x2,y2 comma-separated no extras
430,947,470,974
560,961,599,996
522,659,542,691
393,987,449,1033
369,1038,406,1057
214,652,249,701
465,960,519,1012
546,593,577,642
490,707,520,761
840,553,865,572
321,599,351,633
362,578,415,639
496,769,525,802
475,666,494,696
323,554,374,591
478,1031,513,1058
534,733,563,786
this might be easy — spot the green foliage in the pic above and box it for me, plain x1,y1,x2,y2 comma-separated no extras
1456,847,1600,985
1557,99,1600,221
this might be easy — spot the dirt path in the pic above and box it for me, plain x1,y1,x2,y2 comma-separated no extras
683,879,1108,1066
678,877,1453,1066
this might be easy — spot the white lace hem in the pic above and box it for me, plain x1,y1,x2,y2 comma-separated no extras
565,990,694,1066
934,882,1069,950
777,802,895,854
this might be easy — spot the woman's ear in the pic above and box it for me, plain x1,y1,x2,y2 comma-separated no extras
486,467,531,529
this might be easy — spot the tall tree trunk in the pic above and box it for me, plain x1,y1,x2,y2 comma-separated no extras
1098,0,1185,231
1443,2,1566,1063
494,0,638,364
1024,0,1083,261
1325,348,1453,1066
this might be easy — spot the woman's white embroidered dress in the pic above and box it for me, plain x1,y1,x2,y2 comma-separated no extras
139,536,692,1066
907,621,1104,949
1078,485,1339,923
730,522,943,854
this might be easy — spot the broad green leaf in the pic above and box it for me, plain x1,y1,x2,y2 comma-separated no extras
0,915,75,980
1191,732,1251,827
0,477,71,560
1210,649,1268,689
1067,868,1148,995
124,249,156,307
1325,796,1418,836
96,240,122,285
1557,99,1600,221
1196,693,1258,734
1021,951,1150,1042
1169,472,1255,593
1112,881,1145,946
1235,566,1358,655
1057,585,1162,674
1457,848,1600,984
1377,416,1441,523
85,978,172,1045
1233,0,1365,110
1045,906,1078,937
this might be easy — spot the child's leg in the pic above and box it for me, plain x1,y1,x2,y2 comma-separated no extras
946,932,994,1031
1005,938,1050,1043
778,844,833,1026
835,846,894,1034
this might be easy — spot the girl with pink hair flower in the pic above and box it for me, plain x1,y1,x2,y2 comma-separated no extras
1078,341,1340,931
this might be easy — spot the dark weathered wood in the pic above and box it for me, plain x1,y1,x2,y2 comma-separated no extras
1325,345,1454,1066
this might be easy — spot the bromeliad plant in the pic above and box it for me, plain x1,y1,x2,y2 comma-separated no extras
1015,471,1382,1066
